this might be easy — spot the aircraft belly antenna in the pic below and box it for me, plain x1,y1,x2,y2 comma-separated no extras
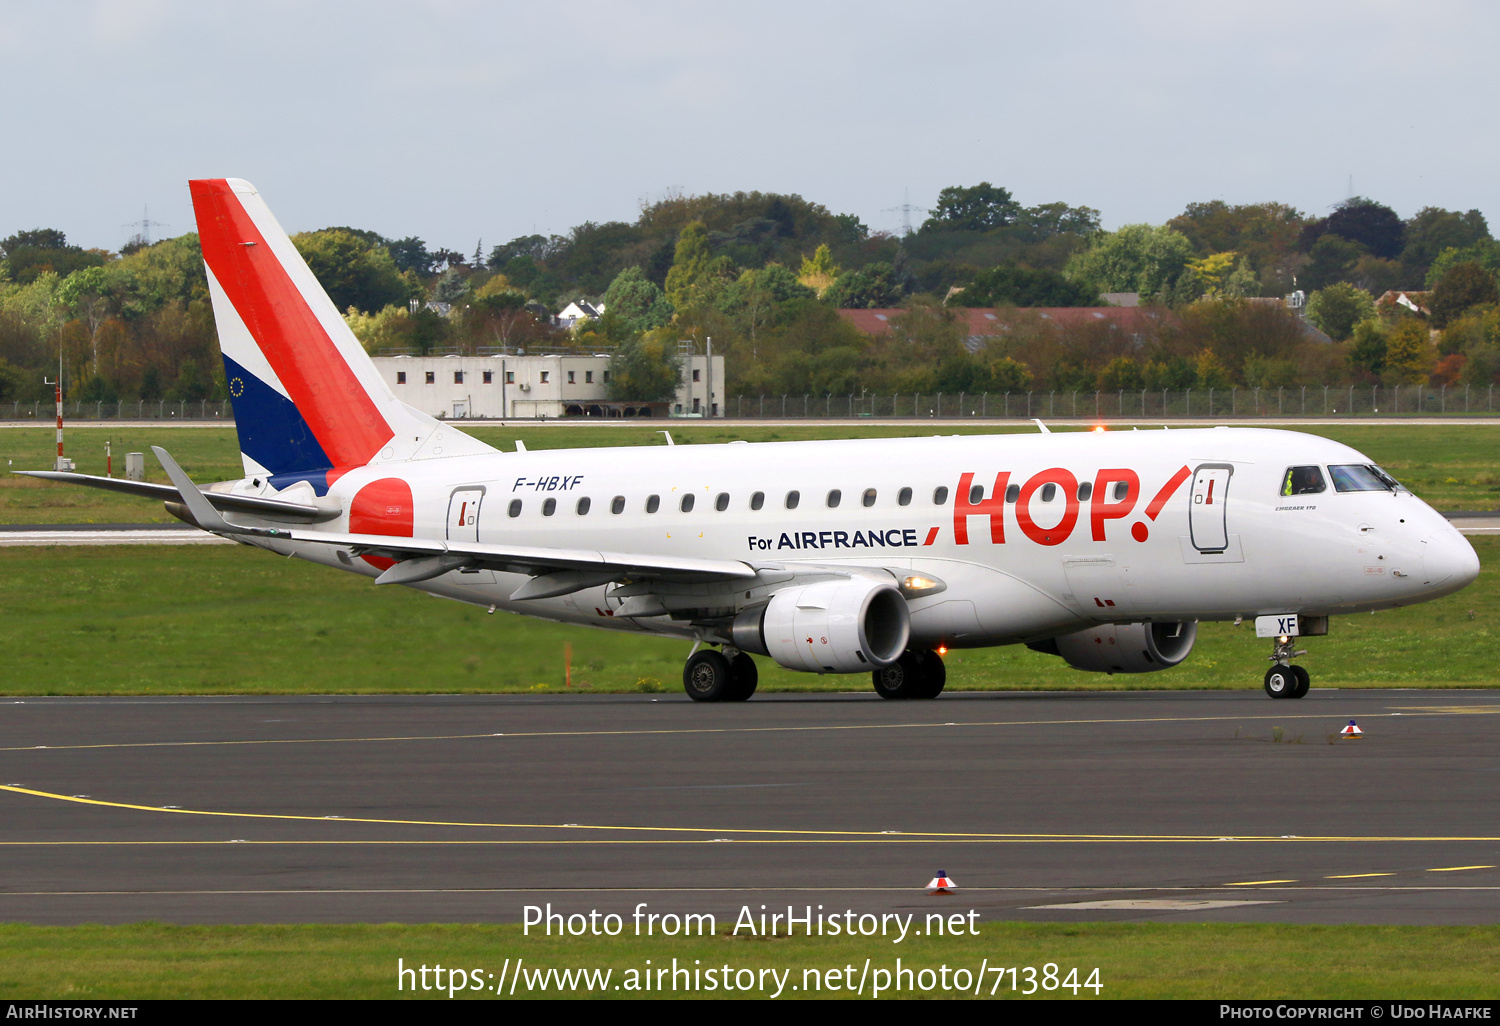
1032,419,1050,434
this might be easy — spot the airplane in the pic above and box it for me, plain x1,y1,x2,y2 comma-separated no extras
20,179,1482,702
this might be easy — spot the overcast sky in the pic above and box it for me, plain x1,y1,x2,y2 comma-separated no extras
3,0,1497,254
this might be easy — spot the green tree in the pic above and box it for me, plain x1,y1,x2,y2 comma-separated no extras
1306,282,1376,341
797,244,840,296
1348,318,1388,378
664,221,713,310
1195,349,1232,389
608,330,681,402
603,266,674,336
921,183,1020,233
1097,356,1145,390
1302,197,1405,260
292,230,409,313
823,263,904,308
988,356,1034,391
1400,207,1489,284
1300,234,1365,291
1065,224,1196,300
948,263,1098,307
1428,261,1499,328
1426,239,1500,288
1383,318,1433,384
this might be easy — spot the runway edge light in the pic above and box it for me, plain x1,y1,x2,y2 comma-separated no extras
1340,720,1363,739
926,870,956,894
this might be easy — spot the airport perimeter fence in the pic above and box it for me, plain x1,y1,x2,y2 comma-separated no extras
2,400,234,422
726,384,1500,420
2,385,1497,423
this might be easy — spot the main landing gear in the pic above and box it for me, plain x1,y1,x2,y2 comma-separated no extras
872,649,946,700
683,647,758,702
1263,635,1310,700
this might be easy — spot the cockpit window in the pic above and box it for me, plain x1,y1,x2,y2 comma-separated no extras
1280,466,1326,496
1329,464,1400,493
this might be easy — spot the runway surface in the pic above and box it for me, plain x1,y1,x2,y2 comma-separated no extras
1,690,1498,926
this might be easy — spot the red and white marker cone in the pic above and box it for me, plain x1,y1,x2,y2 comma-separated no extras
926,870,956,894
1340,720,1363,739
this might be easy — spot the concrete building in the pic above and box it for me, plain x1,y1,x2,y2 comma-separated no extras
371,351,725,420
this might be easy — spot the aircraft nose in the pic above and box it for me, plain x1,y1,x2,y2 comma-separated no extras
1421,529,1481,592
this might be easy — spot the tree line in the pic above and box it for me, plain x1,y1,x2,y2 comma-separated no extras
1,183,1497,406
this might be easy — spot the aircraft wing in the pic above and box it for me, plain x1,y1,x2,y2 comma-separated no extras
264,527,760,588
13,471,337,523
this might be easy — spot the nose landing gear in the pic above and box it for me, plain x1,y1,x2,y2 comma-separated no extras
1264,636,1310,699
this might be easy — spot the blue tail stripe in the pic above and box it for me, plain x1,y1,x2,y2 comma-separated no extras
223,354,334,492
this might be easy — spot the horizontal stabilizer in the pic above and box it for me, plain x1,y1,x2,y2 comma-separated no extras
13,470,338,522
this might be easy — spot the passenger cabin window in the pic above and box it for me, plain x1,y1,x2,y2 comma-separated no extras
969,484,984,504
898,487,912,506
396,371,406,384
785,490,800,509
508,499,522,517
542,498,556,516
1040,483,1057,502
611,496,625,514
1329,464,1399,493
645,494,660,513
715,492,729,511
862,488,877,507
576,497,591,515
1077,482,1092,501
680,493,695,512
1112,481,1128,501
1006,484,1020,503
750,491,765,510
933,486,949,505
1281,466,1327,496
827,489,841,508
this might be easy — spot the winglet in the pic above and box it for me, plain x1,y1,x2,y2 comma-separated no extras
151,446,241,534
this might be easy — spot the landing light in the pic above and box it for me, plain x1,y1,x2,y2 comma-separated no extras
1093,425,1106,433
936,645,948,656
899,574,947,598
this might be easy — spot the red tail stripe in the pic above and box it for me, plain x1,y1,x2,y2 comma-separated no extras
190,179,391,469
1145,465,1191,521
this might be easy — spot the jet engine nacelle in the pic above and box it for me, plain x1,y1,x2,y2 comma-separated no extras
733,579,910,674
1032,621,1197,674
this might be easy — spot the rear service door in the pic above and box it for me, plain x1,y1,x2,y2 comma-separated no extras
1189,464,1232,553
448,487,485,541
446,487,494,583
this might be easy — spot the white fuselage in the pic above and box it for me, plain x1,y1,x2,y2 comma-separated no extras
233,427,1478,653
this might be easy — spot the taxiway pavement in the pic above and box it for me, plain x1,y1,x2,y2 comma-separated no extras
0,690,1497,926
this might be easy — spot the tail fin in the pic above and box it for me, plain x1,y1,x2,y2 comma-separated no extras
190,178,495,492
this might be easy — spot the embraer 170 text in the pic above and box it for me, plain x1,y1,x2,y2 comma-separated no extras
22,180,1481,701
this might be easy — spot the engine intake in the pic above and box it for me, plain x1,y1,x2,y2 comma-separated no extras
1031,621,1197,674
733,580,910,673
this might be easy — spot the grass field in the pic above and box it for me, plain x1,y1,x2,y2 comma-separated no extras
0,921,1495,1000
1,537,1494,695
1,422,1497,523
